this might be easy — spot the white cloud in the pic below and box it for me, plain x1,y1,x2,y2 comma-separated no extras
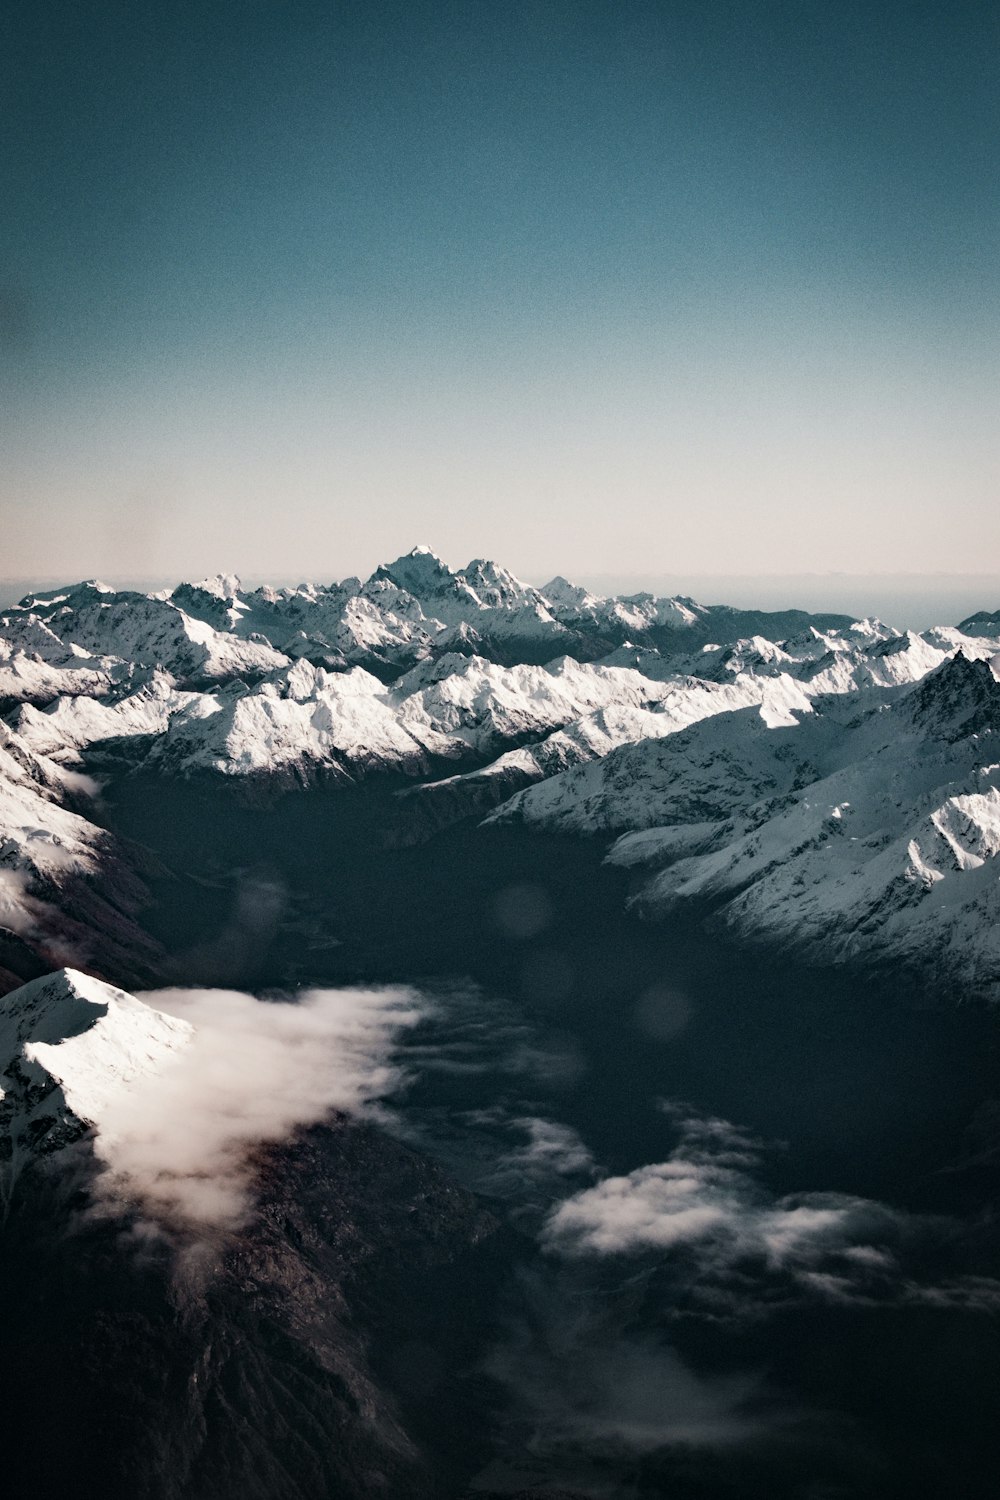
541,1110,1000,1314
0,866,39,938
94,984,423,1233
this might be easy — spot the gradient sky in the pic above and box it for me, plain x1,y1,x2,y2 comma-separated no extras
2,0,998,585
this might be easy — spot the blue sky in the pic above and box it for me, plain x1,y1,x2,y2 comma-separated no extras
2,1,997,583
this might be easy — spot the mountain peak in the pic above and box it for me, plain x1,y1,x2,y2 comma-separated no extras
1,969,192,1187
190,573,243,601
1,968,113,1058
15,579,115,611
905,651,1000,740
377,545,453,580
373,548,482,615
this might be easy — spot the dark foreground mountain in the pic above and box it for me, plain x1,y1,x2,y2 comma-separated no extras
0,968,512,1497
3,1118,506,1499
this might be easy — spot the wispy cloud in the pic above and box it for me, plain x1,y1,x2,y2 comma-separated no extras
504,1116,596,1177
485,1266,764,1468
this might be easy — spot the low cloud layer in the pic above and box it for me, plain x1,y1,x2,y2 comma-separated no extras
95,984,423,1232
543,1109,1000,1314
484,1265,762,1477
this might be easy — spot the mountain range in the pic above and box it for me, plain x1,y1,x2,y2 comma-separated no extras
2,546,999,1001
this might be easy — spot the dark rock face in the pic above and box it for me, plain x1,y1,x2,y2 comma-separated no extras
0,842,165,998
958,608,1000,632
905,650,1000,741
0,1118,508,1500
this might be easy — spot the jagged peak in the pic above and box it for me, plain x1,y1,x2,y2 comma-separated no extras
868,629,924,658
1,968,117,1054
905,650,1000,739
847,616,898,640
462,556,518,581
539,574,597,606
394,544,450,571
459,557,542,611
374,546,458,586
186,573,243,601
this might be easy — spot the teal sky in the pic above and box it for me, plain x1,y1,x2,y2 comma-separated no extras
2,1,998,583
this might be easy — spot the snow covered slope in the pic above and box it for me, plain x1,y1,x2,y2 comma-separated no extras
6,582,288,684
0,724,106,957
0,614,130,708
0,966,503,1500
13,648,814,785
0,967,423,1230
493,651,1000,1000
0,968,192,1196
0,720,161,992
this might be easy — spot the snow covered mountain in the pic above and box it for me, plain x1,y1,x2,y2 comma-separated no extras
0,549,905,793
2,546,1000,1001
1,548,854,788
0,968,191,1199
494,648,1000,1000
0,720,159,991
1,545,854,706
4,550,1000,1500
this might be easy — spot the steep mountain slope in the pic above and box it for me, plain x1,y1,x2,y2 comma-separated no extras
0,968,191,1194
3,553,959,793
0,725,159,991
0,613,129,708
494,652,1000,1000
7,581,288,684
14,649,812,786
